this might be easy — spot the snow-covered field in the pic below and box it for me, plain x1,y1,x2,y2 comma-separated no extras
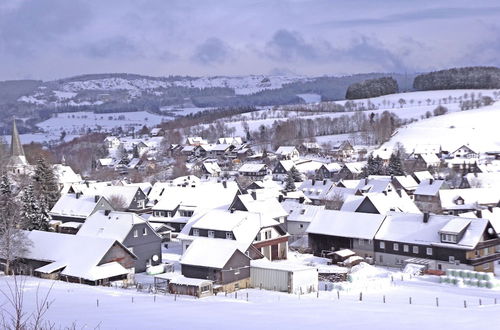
1,273,498,330
380,101,500,153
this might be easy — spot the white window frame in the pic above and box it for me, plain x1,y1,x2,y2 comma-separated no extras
193,229,199,237
142,227,148,236
413,246,419,254
449,256,455,263
133,229,138,238
379,241,385,249
393,243,399,251
208,230,215,238
403,245,409,253
426,247,432,256
226,232,233,240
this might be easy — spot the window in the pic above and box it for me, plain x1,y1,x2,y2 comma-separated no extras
393,243,399,251
449,256,455,263
193,229,199,236
442,234,457,243
299,224,304,229
483,263,490,270
234,269,240,275
403,245,409,253
201,285,210,293
413,246,419,254
483,248,489,255
264,230,272,240
226,232,233,239
379,242,385,249
426,247,433,256
133,229,138,238
208,230,215,238
142,227,148,236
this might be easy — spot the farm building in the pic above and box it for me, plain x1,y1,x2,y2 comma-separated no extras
154,273,213,298
250,259,318,294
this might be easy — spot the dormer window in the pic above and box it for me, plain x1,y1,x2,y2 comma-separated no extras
454,197,464,205
193,229,199,236
226,232,233,240
441,233,457,243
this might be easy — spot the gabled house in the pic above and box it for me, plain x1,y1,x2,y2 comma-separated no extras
300,142,321,154
298,179,335,205
49,193,114,226
331,141,354,160
148,180,239,232
180,238,251,292
275,146,300,161
229,192,288,224
77,211,162,272
340,192,420,215
96,186,148,212
316,163,342,179
414,179,447,213
439,188,500,216
238,163,268,180
218,137,243,145
282,200,325,240
272,160,296,179
451,145,479,159
209,143,235,157
178,209,289,261
201,162,221,177
374,212,500,273
307,210,386,260
11,230,136,285
407,153,441,172
104,136,121,149
186,137,208,146
338,162,365,180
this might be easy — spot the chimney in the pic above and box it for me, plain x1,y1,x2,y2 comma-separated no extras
365,178,368,185
299,196,305,204
222,181,227,189
429,178,434,185
230,208,235,214
251,191,257,200
104,209,111,216
323,179,327,185
278,194,284,202
476,210,482,218
383,191,387,196
95,195,100,203
488,206,493,212
76,192,81,199
423,212,430,223
312,179,316,185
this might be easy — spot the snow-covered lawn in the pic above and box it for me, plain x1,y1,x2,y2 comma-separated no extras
1,273,499,330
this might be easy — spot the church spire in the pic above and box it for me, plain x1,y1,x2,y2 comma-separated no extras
11,118,25,158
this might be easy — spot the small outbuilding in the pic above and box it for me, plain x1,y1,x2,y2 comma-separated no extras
154,273,213,298
250,259,318,294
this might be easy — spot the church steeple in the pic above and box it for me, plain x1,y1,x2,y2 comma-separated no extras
11,118,25,158
8,118,28,169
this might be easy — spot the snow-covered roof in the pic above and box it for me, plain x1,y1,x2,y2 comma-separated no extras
299,179,335,200
342,162,365,174
236,194,289,219
375,212,487,249
413,171,433,183
419,153,441,165
23,230,134,281
393,175,419,191
211,143,232,151
250,259,316,272
439,218,471,234
464,172,500,188
53,164,82,184
281,200,325,223
180,237,249,269
49,194,106,218
322,163,342,172
275,146,298,155
439,188,500,210
414,179,445,196
239,163,266,173
460,208,500,235
202,162,221,174
276,160,295,172
77,211,158,242
306,210,386,240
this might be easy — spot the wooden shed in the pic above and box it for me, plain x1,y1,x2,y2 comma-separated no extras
154,273,213,298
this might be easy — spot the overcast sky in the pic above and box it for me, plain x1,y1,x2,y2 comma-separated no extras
1,0,500,80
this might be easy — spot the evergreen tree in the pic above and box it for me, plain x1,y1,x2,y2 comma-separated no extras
362,155,386,177
132,144,140,159
33,158,61,209
290,166,302,182
284,173,296,192
21,184,49,231
387,152,405,176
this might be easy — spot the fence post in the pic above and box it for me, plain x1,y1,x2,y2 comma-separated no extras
409,297,412,305
246,292,248,301
383,295,386,303
154,295,156,303
317,291,319,298
464,300,467,308
435,297,439,307
96,299,99,307
132,297,134,303
479,299,482,306
359,292,363,301
495,298,497,305
235,292,237,299
337,291,340,300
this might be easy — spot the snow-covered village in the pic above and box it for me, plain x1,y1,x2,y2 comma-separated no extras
1,1,500,330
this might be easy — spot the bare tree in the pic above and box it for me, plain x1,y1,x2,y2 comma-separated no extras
325,191,345,210
108,194,127,211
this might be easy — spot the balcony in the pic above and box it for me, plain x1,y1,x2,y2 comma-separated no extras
469,252,500,266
